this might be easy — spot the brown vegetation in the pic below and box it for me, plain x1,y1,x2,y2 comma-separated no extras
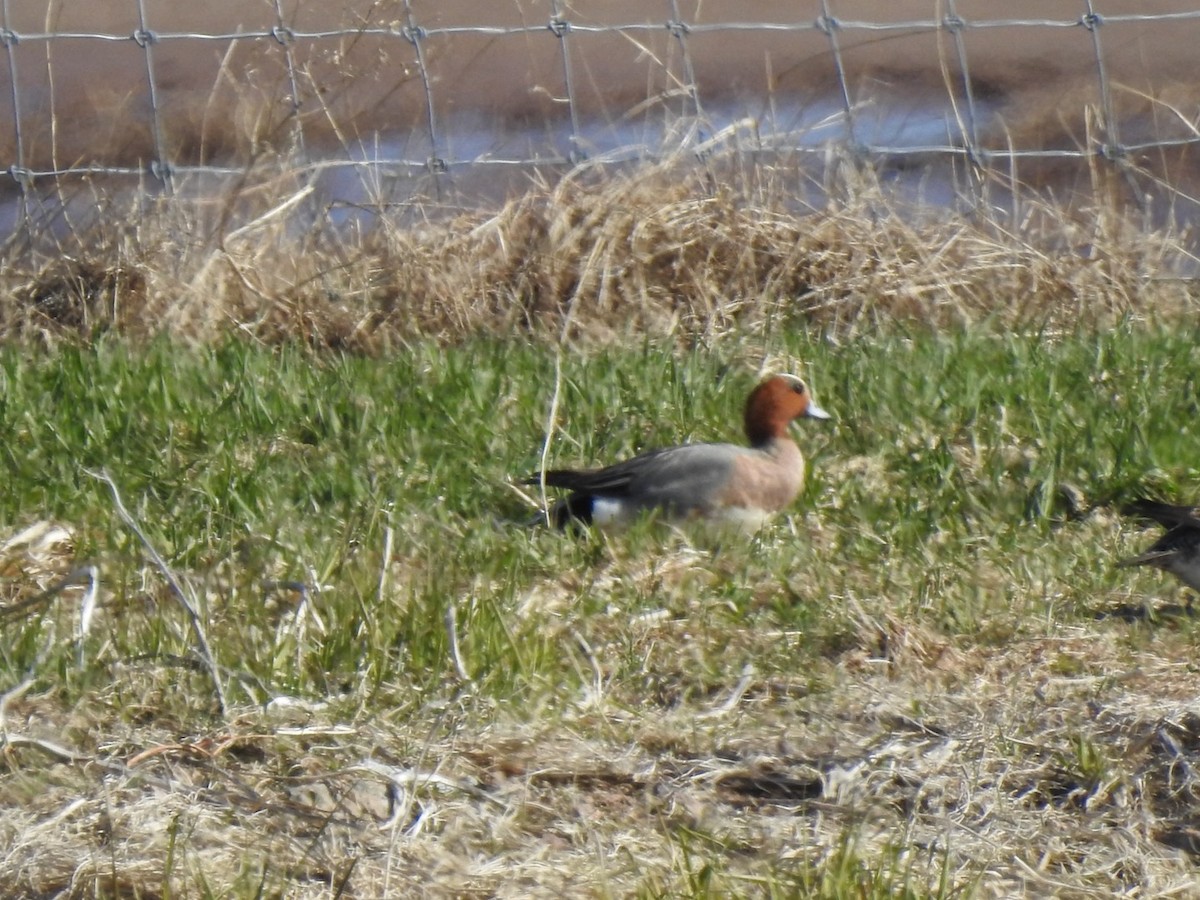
2,151,1195,349
5,521,1200,896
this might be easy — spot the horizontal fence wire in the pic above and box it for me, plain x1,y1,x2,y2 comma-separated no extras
2,3,1200,201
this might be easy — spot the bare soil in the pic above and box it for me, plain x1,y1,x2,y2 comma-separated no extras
3,1,1199,176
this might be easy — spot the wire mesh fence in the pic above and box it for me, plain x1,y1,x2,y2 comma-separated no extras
3,1,1200,233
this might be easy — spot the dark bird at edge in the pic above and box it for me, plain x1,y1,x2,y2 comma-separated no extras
1116,499,1200,592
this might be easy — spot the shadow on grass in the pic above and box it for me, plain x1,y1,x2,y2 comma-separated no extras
1093,598,1197,623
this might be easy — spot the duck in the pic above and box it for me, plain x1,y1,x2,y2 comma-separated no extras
526,374,831,530
1116,499,1200,591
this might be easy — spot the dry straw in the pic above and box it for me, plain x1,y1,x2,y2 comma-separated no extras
2,143,1195,349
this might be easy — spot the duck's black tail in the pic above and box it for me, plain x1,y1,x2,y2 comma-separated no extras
553,493,595,530
1122,499,1200,530
524,473,595,531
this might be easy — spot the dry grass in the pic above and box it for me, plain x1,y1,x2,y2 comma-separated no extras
5,522,1200,897
3,147,1197,351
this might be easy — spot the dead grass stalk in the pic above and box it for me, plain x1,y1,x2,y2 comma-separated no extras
2,148,1196,349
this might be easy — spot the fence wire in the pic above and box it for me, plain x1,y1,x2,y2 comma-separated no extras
2,2,1200,209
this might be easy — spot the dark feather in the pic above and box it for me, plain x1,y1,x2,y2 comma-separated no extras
1121,499,1200,530
1117,499,1200,592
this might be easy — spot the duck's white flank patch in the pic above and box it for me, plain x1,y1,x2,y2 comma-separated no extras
590,497,629,526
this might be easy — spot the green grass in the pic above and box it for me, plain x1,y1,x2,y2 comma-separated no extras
2,323,1200,895
2,325,1198,702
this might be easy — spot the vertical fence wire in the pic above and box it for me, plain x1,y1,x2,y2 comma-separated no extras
816,0,858,150
548,0,583,163
401,0,444,197
270,0,306,158
0,0,27,223
942,0,979,153
1080,0,1144,210
942,0,984,207
666,0,707,137
1081,0,1120,156
134,0,172,193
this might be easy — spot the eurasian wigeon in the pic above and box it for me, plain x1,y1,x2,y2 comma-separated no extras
1116,499,1200,591
526,374,831,530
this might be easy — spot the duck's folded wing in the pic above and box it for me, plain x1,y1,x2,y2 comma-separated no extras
530,443,740,500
